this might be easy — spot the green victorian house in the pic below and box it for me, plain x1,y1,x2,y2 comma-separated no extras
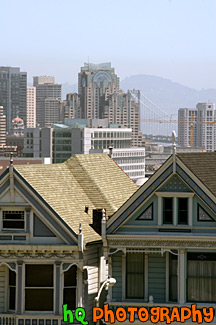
104,150,216,323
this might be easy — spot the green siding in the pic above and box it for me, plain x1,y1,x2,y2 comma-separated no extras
112,251,122,301
148,254,166,302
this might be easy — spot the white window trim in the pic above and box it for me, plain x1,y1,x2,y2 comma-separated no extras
156,192,194,226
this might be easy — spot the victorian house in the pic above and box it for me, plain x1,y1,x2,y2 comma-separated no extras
0,153,137,325
105,150,216,323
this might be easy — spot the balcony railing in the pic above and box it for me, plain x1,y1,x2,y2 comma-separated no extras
0,315,63,325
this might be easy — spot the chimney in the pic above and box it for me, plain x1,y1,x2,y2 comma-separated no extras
108,145,113,158
92,208,106,235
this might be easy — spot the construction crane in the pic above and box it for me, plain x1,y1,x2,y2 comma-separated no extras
138,118,215,147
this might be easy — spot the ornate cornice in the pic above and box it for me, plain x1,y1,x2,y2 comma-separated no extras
108,239,216,248
0,249,75,259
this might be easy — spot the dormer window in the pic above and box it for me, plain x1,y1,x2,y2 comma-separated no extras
2,211,25,230
157,193,193,226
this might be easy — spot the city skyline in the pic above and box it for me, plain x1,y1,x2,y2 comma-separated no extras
1,0,216,90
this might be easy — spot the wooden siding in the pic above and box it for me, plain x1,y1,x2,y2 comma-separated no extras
84,246,99,321
148,254,166,303
112,251,122,301
0,265,6,312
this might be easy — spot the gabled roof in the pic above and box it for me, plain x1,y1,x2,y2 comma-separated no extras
107,152,216,234
177,152,216,197
15,153,137,244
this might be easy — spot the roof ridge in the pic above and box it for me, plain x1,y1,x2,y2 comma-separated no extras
72,155,116,212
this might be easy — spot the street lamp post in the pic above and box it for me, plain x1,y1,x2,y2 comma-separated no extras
94,276,116,324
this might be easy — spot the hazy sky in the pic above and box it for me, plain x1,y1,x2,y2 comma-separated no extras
1,0,216,89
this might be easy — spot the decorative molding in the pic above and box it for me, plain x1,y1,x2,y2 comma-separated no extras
109,239,216,248
108,248,126,256
0,250,75,259
0,261,16,271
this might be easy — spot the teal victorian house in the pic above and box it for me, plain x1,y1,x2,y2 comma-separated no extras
104,150,216,321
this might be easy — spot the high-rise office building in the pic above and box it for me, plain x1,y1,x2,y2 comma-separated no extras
0,66,27,132
44,98,62,127
78,62,119,119
67,62,140,146
27,86,36,128
33,76,62,127
178,103,216,152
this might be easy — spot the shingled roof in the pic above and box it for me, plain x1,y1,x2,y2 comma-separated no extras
15,153,138,244
177,152,216,196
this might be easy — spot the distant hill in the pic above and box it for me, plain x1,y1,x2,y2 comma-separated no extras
121,75,216,115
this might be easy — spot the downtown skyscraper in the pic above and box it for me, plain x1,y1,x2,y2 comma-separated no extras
65,62,140,146
0,67,27,132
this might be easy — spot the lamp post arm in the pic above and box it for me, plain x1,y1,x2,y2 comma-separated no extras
95,279,108,306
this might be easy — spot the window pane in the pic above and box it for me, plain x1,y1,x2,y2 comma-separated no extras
63,288,76,310
26,265,53,287
64,265,77,286
9,269,16,310
9,269,16,286
126,253,144,299
25,289,53,311
9,287,16,310
169,254,177,302
178,198,188,224
163,198,173,224
3,211,24,229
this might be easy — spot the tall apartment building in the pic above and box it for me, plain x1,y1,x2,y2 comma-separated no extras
196,103,216,152
0,106,6,147
33,76,62,127
65,63,140,146
178,108,198,147
62,93,81,119
27,86,36,128
178,103,216,152
0,66,27,131
104,90,140,146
